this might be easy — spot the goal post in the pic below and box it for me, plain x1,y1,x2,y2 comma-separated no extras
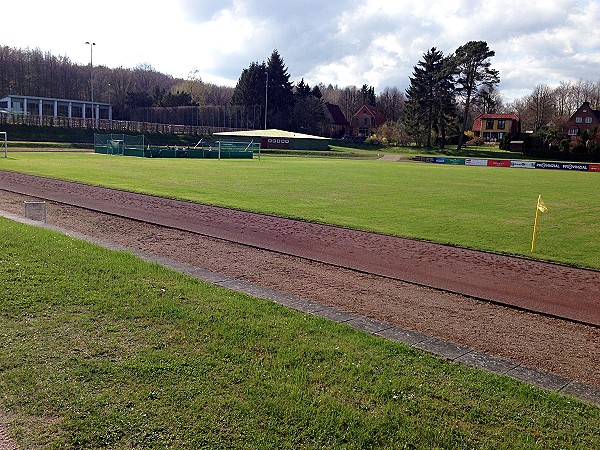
0,132,6,158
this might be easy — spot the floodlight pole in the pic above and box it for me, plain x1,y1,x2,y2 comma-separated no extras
85,41,96,126
264,71,268,130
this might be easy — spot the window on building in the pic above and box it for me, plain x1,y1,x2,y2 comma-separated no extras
483,132,491,141
42,102,54,116
364,118,369,125
486,120,494,129
71,104,83,118
575,117,582,123
497,120,505,129
358,127,369,136
27,102,38,116
585,117,593,123
57,103,69,117
568,127,579,136
12,100,24,113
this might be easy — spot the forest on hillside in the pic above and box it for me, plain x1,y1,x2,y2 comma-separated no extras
3,44,600,150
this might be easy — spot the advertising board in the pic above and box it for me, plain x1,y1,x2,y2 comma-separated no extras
487,159,511,167
465,158,488,166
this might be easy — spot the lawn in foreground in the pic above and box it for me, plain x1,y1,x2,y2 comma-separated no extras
0,218,598,449
1,152,600,270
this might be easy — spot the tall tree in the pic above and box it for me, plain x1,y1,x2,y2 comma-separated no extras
433,56,457,148
295,78,311,97
360,84,376,106
475,85,503,114
404,48,454,147
527,84,554,131
453,41,500,150
377,87,405,123
266,49,294,129
231,61,267,108
338,86,361,124
290,79,327,134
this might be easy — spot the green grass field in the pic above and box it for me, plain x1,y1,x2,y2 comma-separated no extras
1,218,598,448
2,152,599,269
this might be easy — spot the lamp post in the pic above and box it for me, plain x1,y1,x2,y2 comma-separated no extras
264,71,268,130
85,41,95,125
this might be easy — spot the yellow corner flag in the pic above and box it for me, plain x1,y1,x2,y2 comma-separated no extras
537,195,548,213
531,195,548,252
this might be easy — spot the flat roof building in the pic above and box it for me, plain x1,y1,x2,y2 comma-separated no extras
0,94,112,120
215,129,330,151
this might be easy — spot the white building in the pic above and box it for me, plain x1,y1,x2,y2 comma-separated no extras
0,94,112,120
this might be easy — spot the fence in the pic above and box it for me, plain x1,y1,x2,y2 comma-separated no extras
0,111,249,135
94,135,257,160
94,133,145,155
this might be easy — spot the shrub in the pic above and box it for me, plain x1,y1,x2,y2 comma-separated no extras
364,134,386,146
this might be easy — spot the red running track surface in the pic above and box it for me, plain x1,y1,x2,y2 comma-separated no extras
1,170,598,327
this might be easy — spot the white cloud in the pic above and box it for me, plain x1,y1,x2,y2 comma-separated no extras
1,0,599,102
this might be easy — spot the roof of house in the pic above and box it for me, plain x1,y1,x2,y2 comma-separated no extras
352,104,386,126
325,102,349,126
570,101,600,121
472,113,520,131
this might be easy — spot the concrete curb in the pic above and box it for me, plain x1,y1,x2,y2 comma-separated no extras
1,210,599,407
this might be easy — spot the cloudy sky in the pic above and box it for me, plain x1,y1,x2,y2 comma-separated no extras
3,0,600,103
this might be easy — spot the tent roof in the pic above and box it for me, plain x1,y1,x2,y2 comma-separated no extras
215,129,329,140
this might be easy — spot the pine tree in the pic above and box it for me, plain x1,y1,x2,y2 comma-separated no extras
295,78,311,97
291,79,326,134
266,50,294,130
360,84,376,106
404,48,454,147
231,61,267,108
454,41,500,150
433,55,457,148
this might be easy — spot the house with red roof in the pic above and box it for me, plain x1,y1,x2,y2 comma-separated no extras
349,104,386,138
323,102,349,138
472,113,520,142
564,101,600,138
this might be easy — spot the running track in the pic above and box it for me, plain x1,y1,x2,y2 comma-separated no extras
1,170,598,327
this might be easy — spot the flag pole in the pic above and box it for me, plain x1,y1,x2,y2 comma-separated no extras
531,194,548,253
531,195,541,253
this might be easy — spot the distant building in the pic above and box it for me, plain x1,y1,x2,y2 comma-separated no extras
323,103,349,138
349,104,386,138
472,113,520,142
0,94,112,120
564,101,600,138
215,129,330,151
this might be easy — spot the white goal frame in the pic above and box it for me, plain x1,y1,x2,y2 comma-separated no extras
0,132,6,158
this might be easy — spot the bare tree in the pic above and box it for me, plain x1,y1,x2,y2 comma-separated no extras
318,83,342,106
377,86,405,122
338,86,361,124
528,84,555,131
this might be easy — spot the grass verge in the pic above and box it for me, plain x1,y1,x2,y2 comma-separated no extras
0,218,599,448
